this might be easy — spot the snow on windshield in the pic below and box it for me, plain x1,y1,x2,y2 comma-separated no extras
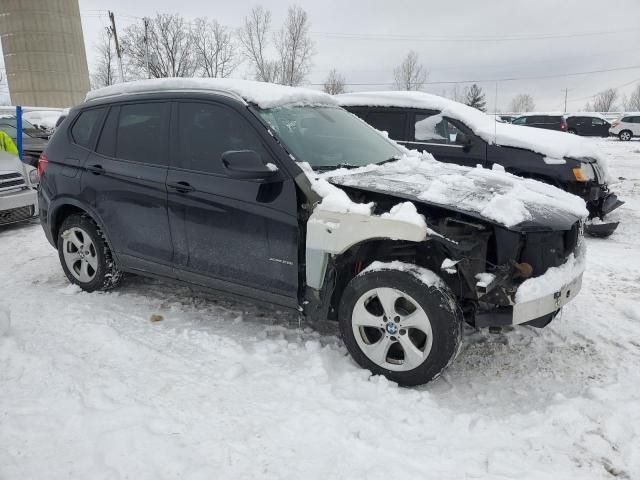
337,91,610,177
86,78,336,109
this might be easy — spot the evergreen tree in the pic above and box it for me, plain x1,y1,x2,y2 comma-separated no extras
464,84,487,112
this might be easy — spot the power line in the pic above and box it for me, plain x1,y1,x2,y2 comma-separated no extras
309,27,640,43
309,64,640,87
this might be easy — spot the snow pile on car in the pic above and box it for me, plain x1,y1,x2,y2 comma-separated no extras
337,91,610,173
320,152,588,228
86,78,337,109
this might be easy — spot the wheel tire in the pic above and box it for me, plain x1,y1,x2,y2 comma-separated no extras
619,130,632,141
57,214,123,292
338,267,462,386
568,128,577,135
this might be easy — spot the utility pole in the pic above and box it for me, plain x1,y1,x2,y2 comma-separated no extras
143,17,151,79
108,11,125,83
563,88,568,113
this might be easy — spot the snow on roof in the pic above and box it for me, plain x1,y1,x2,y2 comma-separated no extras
86,78,337,109
336,91,610,176
514,112,565,117
563,112,609,120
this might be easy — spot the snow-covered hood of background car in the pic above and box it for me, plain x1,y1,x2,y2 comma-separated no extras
337,91,610,178
0,150,24,176
321,154,588,231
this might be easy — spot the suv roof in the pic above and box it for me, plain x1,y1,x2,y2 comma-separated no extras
86,78,336,109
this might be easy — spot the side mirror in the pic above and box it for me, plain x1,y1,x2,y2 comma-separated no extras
221,150,278,180
455,132,472,147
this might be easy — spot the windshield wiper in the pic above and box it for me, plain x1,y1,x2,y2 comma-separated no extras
314,163,359,172
376,156,401,166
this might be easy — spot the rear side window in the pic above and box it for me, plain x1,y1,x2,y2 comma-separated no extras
71,108,105,148
512,117,527,125
633,116,640,123
545,116,562,124
176,102,270,174
622,116,633,123
365,112,407,140
96,103,168,164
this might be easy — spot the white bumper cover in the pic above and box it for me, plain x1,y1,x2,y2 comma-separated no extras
0,188,38,213
512,243,586,325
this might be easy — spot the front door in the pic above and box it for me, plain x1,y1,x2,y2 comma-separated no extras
403,112,487,167
166,100,299,305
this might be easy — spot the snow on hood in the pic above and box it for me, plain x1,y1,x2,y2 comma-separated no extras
337,91,610,176
86,78,337,109
320,152,588,230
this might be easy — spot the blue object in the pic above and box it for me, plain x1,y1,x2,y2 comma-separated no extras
16,105,23,160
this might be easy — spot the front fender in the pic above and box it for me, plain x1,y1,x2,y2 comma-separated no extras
305,209,428,289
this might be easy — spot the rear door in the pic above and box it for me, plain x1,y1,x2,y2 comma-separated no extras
403,111,487,167
359,110,408,142
84,101,173,275
590,116,609,137
166,99,299,305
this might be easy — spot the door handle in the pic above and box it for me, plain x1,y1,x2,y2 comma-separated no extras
87,164,105,175
167,181,195,193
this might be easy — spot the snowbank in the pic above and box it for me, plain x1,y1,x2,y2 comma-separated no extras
337,91,610,176
87,78,337,109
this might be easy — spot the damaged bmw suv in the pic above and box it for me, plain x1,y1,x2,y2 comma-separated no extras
38,79,586,386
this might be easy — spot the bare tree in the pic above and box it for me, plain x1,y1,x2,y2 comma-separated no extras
274,5,314,86
193,18,240,78
625,83,640,111
91,28,117,88
586,88,618,112
238,6,279,82
122,14,197,78
393,51,428,91
509,93,536,113
464,84,487,111
322,69,346,94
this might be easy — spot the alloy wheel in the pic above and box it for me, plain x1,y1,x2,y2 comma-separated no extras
351,287,433,371
62,227,98,283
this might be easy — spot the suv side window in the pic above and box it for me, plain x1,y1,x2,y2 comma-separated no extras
621,116,632,123
591,117,605,126
364,112,407,140
414,114,458,144
633,116,640,123
512,117,527,125
115,103,168,164
176,102,270,174
71,108,106,148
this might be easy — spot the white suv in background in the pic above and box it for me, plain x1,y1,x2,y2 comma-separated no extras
609,114,640,141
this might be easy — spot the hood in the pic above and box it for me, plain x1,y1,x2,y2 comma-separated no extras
324,154,588,231
0,150,24,174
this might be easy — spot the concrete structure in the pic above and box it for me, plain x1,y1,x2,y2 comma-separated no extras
0,0,90,107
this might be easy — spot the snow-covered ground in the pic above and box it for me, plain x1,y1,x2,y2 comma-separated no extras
1,138,639,479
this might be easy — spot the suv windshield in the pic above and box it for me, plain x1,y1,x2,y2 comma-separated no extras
257,105,401,169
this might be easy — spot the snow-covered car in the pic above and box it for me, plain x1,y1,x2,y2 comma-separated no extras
38,78,587,386
338,92,623,237
0,150,38,226
609,113,640,141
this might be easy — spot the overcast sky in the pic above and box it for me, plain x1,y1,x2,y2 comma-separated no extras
7,0,640,111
